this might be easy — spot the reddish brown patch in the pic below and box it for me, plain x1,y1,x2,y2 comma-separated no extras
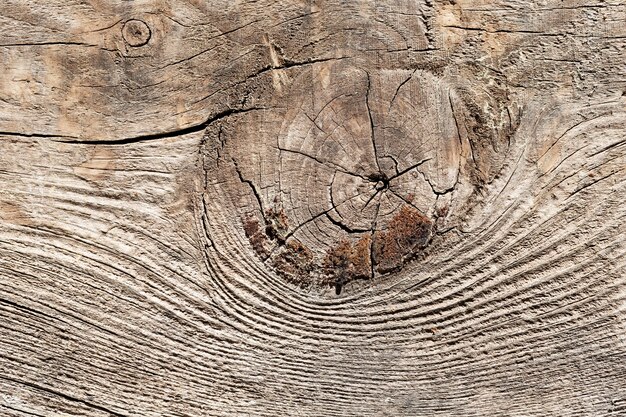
264,206,289,243
435,203,449,229
244,203,434,291
272,238,314,278
243,216,270,258
372,205,433,274
324,234,372,285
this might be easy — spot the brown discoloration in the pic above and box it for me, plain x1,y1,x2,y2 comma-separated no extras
264,206,289,244
244,201,436,288
436,203,449,219
243,211,315,284
243,202,435,288
372,206,433,274
272,238,314,281
323,234,372,286
243,216,270,258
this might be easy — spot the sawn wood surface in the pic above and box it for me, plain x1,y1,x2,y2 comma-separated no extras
0,1,625,416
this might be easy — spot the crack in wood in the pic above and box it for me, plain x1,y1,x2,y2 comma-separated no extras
54,107,266,145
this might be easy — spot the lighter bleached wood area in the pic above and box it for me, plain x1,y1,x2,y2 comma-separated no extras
1,1,625,416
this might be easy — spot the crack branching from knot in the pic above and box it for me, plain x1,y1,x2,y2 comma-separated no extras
364,70,381,173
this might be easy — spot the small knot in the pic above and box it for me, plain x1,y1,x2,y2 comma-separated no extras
122,19,151,47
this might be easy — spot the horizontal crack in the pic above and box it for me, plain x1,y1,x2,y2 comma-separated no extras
0,131,79,140
52,107,266,145
1,41,95,47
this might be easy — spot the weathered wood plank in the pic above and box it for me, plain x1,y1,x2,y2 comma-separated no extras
1,0,625,416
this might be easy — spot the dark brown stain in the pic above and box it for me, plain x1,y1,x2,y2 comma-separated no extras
243,216,270,258
273,239,314,278
264,206,289,244
324,234,372,285
243,203,434,292
372,205,433,274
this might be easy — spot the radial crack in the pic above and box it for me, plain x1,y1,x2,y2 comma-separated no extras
369,199,382,279
325,212,371,234
278,146,369,180
364,71,381,172
388,158,432,181
387,188,428,216
233,160,265,215
389,69,417,111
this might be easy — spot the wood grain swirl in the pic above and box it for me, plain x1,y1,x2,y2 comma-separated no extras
1,0,625,416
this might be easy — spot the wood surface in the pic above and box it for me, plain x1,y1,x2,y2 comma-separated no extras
1,0,625,416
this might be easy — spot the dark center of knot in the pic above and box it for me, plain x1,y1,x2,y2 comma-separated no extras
369,171,388,182
369,172,389,191
122,19,151,47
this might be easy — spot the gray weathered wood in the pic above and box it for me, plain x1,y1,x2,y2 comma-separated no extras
1,1,625,416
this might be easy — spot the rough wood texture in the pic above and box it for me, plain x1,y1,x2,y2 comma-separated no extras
1,1,625,416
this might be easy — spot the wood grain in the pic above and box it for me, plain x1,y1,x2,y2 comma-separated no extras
1,0,625,416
